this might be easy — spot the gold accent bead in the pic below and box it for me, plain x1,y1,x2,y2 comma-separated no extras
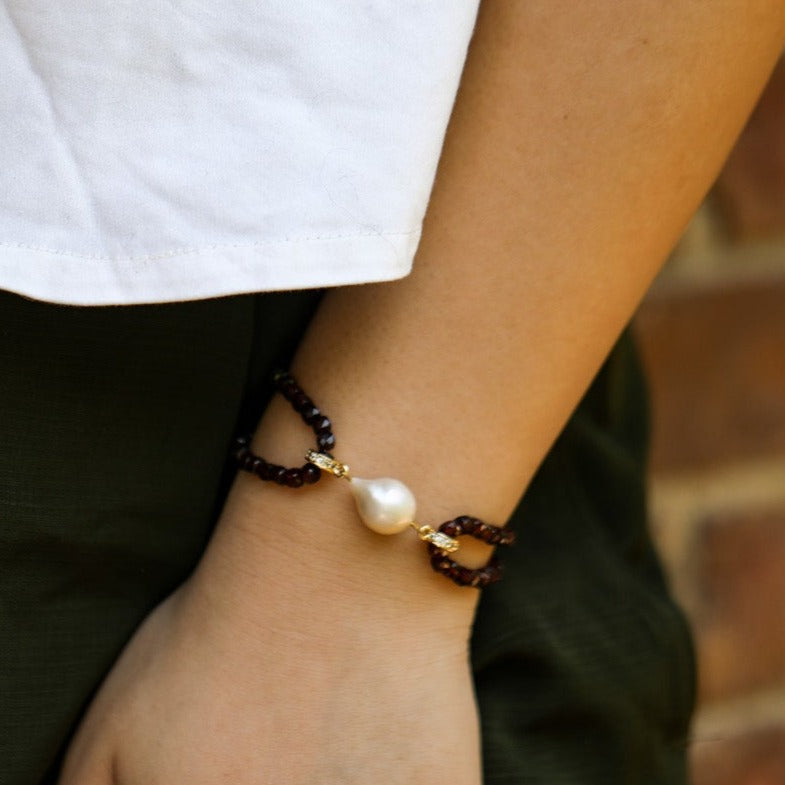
411,523,460,553
305,449,351,480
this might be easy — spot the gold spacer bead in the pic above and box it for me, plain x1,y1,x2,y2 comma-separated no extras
411,523,460,553
305,449,352,480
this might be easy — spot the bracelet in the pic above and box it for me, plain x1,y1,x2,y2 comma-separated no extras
233,371,515,588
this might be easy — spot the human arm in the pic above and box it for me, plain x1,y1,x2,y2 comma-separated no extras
60,3,785,784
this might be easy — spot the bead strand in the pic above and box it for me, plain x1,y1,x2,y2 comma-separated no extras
426,516,516,587
273,371,336,452
232,369,337,488
234,435,321,488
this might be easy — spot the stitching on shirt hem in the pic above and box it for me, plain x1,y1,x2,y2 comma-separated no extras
0,230,419,263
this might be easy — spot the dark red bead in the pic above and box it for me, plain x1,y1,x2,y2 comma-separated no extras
317,432,336,451
257,462,273,481
292,392,312,412
301,405,321,424
272,466,288,484
464,519,481,535
283,468,304,488
476,524,492,542
275,377,297,396
311,415,332,434
441,520,460,537
301,463,321,484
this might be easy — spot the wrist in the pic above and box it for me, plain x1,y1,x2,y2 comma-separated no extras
195,472,480,641
190,369,519,649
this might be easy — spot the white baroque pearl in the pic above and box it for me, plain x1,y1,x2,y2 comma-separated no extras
349,477,417,535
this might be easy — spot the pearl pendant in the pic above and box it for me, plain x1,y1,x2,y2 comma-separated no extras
349,477,416,535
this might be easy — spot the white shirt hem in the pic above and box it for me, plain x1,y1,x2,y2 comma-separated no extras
0,229,421,305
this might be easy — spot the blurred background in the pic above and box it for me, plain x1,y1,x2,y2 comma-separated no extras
634,57,785,785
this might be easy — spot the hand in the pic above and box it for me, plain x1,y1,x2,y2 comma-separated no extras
58,544,482,785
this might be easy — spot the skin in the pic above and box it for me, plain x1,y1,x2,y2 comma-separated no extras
59,2,785,783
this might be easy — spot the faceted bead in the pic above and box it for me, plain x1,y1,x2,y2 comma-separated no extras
301,463,321,484
292,392,312,412
310,415,332,434
276,378,298,397
465,518,481,534
300,405,321,424
441,520,460,538
317,432,336,451
283,468,304,488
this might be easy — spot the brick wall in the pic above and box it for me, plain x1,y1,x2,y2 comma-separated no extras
633,58,785,785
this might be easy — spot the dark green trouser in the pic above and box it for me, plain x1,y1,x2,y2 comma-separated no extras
0,288,694,785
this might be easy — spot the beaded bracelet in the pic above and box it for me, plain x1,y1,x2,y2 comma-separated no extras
233,371,515,588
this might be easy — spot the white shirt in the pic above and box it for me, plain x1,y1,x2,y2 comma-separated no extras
0,1,479,305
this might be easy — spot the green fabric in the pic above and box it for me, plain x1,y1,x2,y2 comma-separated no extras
0,288,694,785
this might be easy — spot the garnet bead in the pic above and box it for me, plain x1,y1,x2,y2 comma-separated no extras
291,392,311,412
283,468,304,488
317,432,336,451
257,462,276,481
311,415,332,433
441,520,460,538
301,463,321,484
301,405,321,424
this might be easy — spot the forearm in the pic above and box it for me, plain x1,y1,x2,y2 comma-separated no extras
200,1,785,626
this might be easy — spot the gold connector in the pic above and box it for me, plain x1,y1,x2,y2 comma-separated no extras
410,523,460,553
305,449,352,480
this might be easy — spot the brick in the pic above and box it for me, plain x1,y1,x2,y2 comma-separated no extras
634,278,785,473
713,58,785,240
691,725,785,785
690,509,785,702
